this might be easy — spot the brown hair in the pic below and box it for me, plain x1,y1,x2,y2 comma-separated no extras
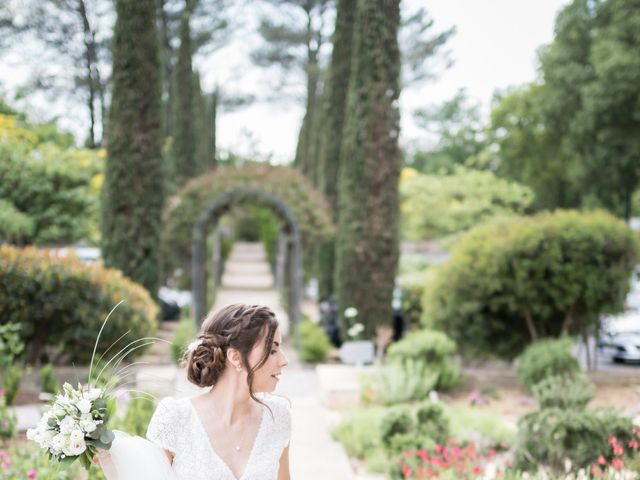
185,304,279,405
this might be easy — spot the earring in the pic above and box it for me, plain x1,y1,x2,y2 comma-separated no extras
236,366,242,372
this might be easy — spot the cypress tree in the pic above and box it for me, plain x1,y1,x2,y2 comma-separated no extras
172,11,196,185
102,0,163,296
334,0,402,337
317,0,357,301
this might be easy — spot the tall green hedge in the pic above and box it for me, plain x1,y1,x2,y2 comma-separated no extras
102,0,164,297
335,0,402,338
423,210,639,358
160,164,334,285
0,244,158,363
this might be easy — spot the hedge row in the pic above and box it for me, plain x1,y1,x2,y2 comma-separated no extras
0,244,158,363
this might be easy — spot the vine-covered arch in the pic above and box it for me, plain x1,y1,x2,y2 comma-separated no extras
192,187,303,326
160,164,334,328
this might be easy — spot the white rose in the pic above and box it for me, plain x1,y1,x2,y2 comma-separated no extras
76,398,92,414
58,415,77,435
86,388,102,401
51,433,68,454
53,403,66,418
65,430,86,456
81,419,97,433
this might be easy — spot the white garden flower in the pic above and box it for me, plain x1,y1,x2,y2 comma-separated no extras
344,307,358,318
76,398,92,414
81,419,97,433
51,433,69,454
347,322,364,337
85,388,102,401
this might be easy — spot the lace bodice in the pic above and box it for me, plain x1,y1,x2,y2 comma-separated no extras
146,394,291,480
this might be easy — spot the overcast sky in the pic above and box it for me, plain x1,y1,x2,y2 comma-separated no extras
0,0,570,163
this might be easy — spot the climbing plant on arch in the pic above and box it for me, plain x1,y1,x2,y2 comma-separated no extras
160,164,334,322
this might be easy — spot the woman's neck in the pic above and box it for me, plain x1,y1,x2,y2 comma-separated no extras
202,370,255,426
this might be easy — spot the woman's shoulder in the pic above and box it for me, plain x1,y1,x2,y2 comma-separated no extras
150,396,191,423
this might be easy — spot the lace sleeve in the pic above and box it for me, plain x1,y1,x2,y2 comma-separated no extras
146,397,179,454
268,395,291,449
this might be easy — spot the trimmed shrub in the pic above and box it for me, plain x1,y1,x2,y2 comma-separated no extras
0,387,17,439
0,244,158,363
298,320,331,363
387,329,461,391
515,337,581,391
38,363,60,395
423,210,639,359
3,363,22,405
171,315,197,364
532,374,594,410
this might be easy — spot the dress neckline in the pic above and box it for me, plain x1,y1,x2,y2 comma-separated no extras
187,397,267,480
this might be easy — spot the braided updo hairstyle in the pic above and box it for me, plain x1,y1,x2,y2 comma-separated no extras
186,304,279,403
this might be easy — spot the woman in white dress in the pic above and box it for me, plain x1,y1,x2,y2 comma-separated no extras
98,303,291,480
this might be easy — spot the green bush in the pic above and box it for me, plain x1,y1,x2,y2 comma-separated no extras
380,401,449,456
298,320,331,363
423,210,639,359
532,374,594,410
38,363,60,395
171,315,197,364
387,329,461,391
0,322,24,367
444,404,516,448
515,337,581,391
0,198,34,244
514,407,633,472
0,388,17,439
331,407,386,460
2,363,22,405
112,396,157,437
0,244,158,363
361,359,438,405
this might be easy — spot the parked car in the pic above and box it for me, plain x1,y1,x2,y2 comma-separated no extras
599,311,640,363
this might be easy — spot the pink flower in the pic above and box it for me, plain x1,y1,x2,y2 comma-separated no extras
613,444,624,456
0,450,6,458
0,388,4,397
608,436,618,446
27,469,37,478
612,458,624,470
472,465,482,475
598,455,607,465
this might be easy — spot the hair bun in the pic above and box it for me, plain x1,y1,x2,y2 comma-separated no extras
186,334,227,387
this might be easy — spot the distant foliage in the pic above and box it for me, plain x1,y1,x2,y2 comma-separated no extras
0,112,103,246
0,244,158,363
423,210,639,358
400,166,534,241
171,315,197,365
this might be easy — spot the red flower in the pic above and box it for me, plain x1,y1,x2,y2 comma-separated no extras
628,439,639,450
598,455,606,465
402,463,413,477
472,465,482,475
613,444,624,456
608,436,618,446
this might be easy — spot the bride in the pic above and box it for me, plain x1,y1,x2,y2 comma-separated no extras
97,303,291,480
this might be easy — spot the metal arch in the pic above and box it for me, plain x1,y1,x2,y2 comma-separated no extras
191,187,303,329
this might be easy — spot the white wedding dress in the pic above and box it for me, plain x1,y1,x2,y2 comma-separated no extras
101,394,291,480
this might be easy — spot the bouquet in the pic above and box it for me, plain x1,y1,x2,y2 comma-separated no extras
26,382,115,470
26,301,163,472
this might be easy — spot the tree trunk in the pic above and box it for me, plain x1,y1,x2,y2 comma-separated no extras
525,312,539,341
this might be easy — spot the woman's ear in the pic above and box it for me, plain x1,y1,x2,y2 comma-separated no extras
226,347,242,369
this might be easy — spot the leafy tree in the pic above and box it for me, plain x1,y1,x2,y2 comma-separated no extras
335,0,402,338
539,0,640,219
488,84,584,210
423,210,639,359
400,167,534,241
0,0,111,147
102,0,164,296
411,90,487,174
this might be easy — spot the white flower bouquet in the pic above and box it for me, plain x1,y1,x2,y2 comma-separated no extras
26,302,164,472
27,382,116,470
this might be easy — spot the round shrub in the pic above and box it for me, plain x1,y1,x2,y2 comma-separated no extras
0,244,158,363
387,329,461,391
515,337,581,391
532,374,594,410
298,320,332,363
423,210,639,359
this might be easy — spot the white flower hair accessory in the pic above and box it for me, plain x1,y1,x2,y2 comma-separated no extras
187,338,203,353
